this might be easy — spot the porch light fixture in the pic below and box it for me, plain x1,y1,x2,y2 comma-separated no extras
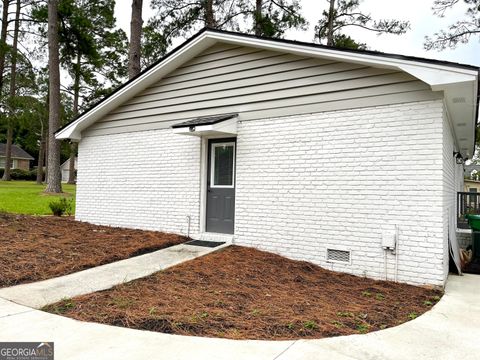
453,151,465,164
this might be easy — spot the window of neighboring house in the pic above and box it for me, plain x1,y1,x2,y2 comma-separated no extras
470,188,478,193
0,158,16,169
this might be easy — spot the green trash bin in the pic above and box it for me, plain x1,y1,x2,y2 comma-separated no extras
465,214,480,258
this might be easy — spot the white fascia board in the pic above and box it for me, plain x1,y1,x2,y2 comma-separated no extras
399,64,477,90
56,33,217,140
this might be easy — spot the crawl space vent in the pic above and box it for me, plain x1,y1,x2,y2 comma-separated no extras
327,249,350,263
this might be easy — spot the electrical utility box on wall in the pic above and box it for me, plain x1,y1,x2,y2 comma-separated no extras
382,230,396,250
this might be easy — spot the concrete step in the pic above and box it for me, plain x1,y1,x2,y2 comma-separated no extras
197,232,234,243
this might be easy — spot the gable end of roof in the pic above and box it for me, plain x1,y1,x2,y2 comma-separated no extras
55,28,479,158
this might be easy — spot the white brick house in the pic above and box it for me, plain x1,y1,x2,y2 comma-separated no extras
56,29,479,287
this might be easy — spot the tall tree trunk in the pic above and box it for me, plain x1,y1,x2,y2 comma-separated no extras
254,0,263,36
2,126,12,179
0,0,9,180
2,128,12,179
2,0,20,181
67,50,81,184
0,0,9,91
326,0,335,46
45,0,62,193
44,127,48,181
36,123,45,184
1,130,11,179
128,0,143,79
205,0,214,27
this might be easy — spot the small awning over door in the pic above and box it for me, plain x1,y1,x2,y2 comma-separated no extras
172,113,238,137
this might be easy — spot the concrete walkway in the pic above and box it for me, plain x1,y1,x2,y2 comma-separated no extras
0,274,478,359
0,242,229,308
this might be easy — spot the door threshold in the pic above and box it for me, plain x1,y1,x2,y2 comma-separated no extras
186,239,226,248
197,232,234,243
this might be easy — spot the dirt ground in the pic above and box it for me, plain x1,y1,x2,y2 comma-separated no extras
44,246,442,340
0,213,186,287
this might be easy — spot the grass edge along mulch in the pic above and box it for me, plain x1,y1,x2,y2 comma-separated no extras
0,213,187,287
43,245,443,340
0,181,76,215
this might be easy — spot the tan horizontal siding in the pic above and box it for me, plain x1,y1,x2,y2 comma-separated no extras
198,43,241,56
158,53,310,86
124,62,373,107
85,44,439,137
102,73,423,121
179,46,264,70
84,90,442,137
89,82,435,132
135,58,337,99
170,48,268,77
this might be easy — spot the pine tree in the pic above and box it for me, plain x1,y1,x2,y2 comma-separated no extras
315,0,410,49
32,0,128,184
129,0,143,79
1,0,18,181
149,0,243,39
252,0,306,38
425,0,480,50
45,0,62,193
0,0,9,94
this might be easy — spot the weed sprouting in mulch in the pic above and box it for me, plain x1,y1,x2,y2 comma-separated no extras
0,213,187,287
43,246,443,340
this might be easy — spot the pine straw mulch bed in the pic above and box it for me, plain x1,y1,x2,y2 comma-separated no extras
43,245,443,340
0,213,187,287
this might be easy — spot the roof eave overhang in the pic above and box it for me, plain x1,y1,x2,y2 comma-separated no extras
0,156,33,160
56,32,218,141
208,32,479,157
56,30,479,156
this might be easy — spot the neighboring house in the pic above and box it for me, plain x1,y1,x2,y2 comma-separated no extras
0,143,34,170
464,179,480,193
61,157,77,182
56,29,479,287
464,163,480,179
458,178,480,232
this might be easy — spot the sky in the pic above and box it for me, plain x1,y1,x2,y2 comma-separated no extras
114,0,480,66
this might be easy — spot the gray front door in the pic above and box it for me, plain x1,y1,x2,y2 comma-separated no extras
206,138,236,234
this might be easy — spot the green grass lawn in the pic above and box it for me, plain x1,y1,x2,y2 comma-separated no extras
0,181,76,215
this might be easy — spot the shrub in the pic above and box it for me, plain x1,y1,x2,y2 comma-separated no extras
0,168,36,180
11,169,36,180
49,198,72,216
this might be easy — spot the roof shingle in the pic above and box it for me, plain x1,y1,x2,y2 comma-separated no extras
0,144,34,160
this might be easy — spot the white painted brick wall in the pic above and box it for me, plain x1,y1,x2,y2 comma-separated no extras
76,130,201,236
234,100,447,286
77,99,450,286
